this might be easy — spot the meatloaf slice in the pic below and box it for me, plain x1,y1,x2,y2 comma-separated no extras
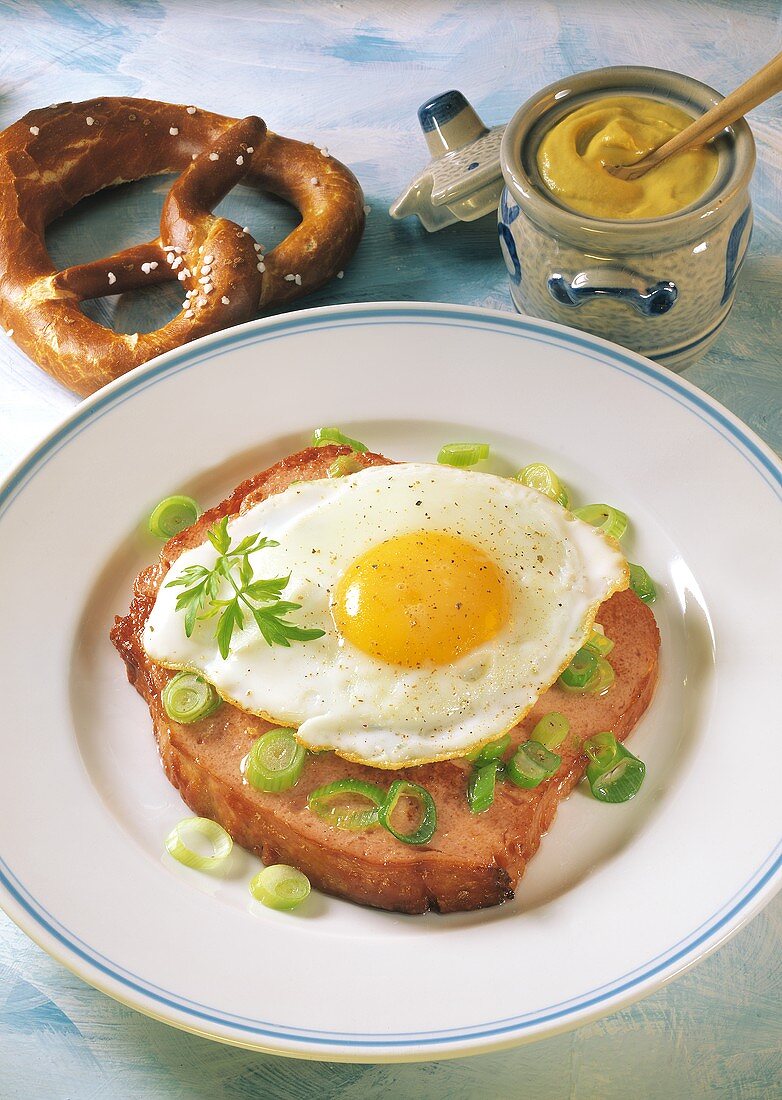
111,445,660,913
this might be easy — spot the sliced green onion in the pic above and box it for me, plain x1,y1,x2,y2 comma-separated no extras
517,463,569,507
583,730,618,769
245,728,306,793
165,816,232,870
162,671,221,724
465,733,511,766
563,646,615,690
558,646,599,690
583,732,646,803
585,627,615,657
506,741,561,789
531,711,570,750
311,426,368,453
148,494,201,539
574,503,628,541
249,864,311,910
307,778,385,830
378,780,437,845
467,760,502,814
587,657,615,696
629,562,657,603
328,454,364,478
436,442,490,468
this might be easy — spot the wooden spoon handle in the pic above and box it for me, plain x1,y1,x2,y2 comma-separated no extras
618,50,782,179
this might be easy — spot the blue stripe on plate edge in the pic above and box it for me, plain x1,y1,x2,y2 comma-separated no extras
1,841,780,1047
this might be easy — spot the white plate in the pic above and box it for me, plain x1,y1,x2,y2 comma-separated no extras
1,303,780,1062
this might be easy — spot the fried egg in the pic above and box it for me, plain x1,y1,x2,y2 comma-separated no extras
143,463,628,767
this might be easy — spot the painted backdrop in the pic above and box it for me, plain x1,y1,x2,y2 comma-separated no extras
0,2,780,1098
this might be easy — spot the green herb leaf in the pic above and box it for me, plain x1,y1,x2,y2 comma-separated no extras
244,577,290,602
184,596,200,638
251,603,325,648
166,564,210,589
233,533,279,556
216,601,240,659
167,520,322,658
207,516,231,555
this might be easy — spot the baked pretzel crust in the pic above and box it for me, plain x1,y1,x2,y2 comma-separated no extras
0,97,365,395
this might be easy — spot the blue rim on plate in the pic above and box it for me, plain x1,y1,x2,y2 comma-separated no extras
1,303,780,1056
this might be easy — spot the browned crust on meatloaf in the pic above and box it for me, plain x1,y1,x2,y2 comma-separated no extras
111,445,660,913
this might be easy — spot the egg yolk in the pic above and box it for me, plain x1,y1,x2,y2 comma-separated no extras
331,530,509,668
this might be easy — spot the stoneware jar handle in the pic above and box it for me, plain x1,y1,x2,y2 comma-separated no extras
547,268,678,316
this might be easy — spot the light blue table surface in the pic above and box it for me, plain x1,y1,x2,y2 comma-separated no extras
1,2,780,1097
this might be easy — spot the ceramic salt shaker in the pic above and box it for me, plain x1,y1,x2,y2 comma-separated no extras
390,91,505,231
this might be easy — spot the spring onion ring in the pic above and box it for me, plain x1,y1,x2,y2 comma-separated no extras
466,732,511,767
311,426,368,452
378,780,437,845
583,732,646,803
307,778,386,830
559,646,599,690
165,816,233,870
506,741,561,789
249,864,311,910
587,657,615,696
245,728,307,793
574,503,628,541
585,628,615,657
467,760,502,814
328,454,364,478
531,711,570,750
162,671,221,724
148,494,201,539
436,442,490,467
629,562,657,603
583,730,617,769
560,651,615,696
517,462,569,507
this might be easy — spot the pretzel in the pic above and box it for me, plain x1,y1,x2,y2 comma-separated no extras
0,97,365,395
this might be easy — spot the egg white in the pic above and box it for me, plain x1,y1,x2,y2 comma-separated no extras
143,463,628,767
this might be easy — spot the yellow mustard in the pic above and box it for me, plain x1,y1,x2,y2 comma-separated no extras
536,95,718,219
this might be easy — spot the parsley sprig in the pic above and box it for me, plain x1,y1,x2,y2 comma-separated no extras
165,516,325,659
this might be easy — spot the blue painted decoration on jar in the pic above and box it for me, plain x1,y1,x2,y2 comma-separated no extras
722,205,753,306
498,188,522,285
